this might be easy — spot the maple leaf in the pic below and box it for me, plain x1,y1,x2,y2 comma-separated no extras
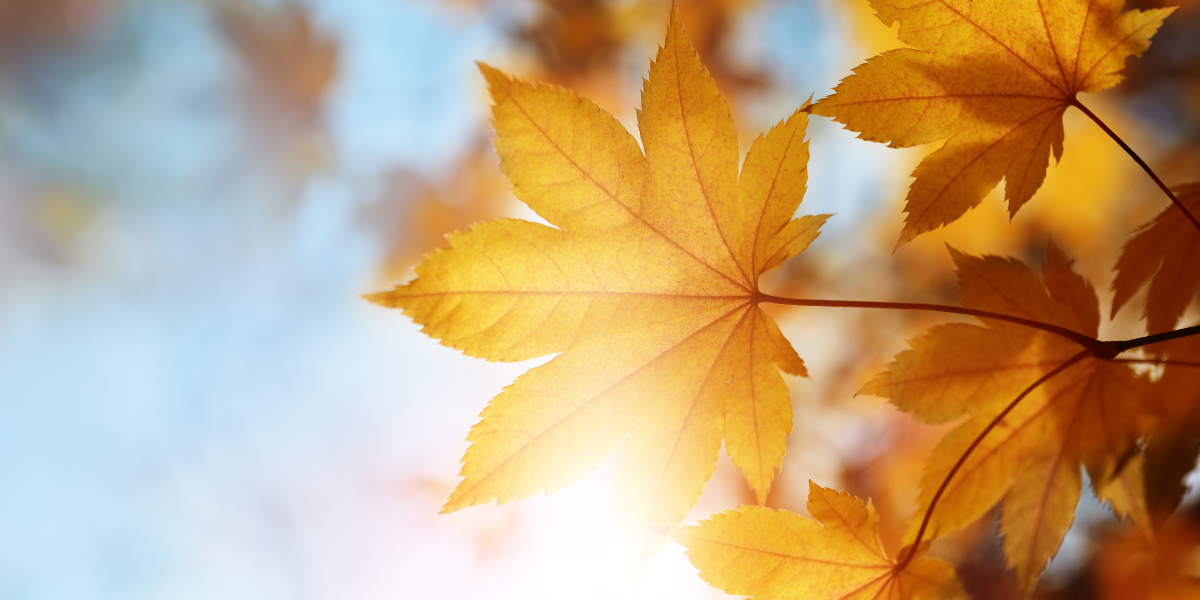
368,4,828,531
1094,516,1200,600
1138,334,1200,527
860,242,1157,588
671,481,965,600
1112,182,1200,335
811,0,1174,246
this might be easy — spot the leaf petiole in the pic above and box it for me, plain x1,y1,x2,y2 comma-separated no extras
755,293,1106,354
1114,324,1200,353
757,295,1200,359
1070,98,1200,232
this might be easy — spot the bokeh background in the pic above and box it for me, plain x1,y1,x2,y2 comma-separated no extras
1,0,1198,598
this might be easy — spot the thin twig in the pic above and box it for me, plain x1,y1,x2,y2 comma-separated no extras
1071,98,1200,232
1115,324,1200,353
754,292,1200,572
755,293,1104,353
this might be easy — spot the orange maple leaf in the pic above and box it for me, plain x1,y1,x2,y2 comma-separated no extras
368,5,827,532
1136,334,1200,527
1094,517,1200,600
861,242,1158,588
812,0,1174,246
671,482,964,600
1112,182,1200,335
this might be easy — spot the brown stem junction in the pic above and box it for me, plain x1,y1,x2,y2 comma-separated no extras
757,292,1200,570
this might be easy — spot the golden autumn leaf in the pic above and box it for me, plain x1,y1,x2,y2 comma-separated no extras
861,242,1158,588
1112,182,1200,335
368,5,828,531
812,0,1174,246
671,481,964,600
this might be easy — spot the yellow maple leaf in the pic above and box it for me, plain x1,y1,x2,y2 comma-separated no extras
671,481,965,600
861,242,1157,588
1112,183,1200,335
812,0,1174,246
367,4,828,530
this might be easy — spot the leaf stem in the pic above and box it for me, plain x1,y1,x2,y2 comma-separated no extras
895,350,1090,571
1114,324,1200,353
755,293,1104,352
1070,98,1200,232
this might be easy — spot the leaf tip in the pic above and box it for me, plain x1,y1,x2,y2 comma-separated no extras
361,290,397,307
807,93,839,118
475,60,501,80
441,484,478,515
806,478,827,500
1044,236,1067,265
944,243,967,264
666,522,701,552
752,482,770,506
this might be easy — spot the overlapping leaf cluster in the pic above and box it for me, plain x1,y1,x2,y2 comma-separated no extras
863,244,1156,589
374,0,1200,597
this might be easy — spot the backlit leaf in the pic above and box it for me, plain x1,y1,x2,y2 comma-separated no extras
864,242,1157,588
1112,182,1200,335
812,0,1173,246
368,5,828,531
672,482,965,600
